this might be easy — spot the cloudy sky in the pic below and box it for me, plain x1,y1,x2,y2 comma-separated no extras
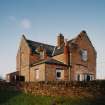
0,0,105,79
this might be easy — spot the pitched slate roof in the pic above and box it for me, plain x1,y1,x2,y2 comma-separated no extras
32,58,67,66
6,71,19,75
52,44,64,56
26,39,74,57
25,30,96,57
26,38,76,57
26,40,55,57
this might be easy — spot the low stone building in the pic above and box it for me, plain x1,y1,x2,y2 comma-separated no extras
7,30,97,82
6,71,19,82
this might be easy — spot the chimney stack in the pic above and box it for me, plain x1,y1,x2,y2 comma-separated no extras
57,33,64,48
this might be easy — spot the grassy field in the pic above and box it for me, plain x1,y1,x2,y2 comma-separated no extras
0,84,105,105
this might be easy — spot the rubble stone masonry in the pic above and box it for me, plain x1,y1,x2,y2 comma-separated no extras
19,81,105,97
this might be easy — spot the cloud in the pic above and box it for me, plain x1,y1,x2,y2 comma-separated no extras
9,16,16,21
20,18,31,29
8,16,31,29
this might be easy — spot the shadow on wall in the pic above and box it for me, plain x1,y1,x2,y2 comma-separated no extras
0,81,21,104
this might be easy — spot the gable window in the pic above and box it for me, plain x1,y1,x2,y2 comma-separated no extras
80,49,88,61
40,51,44,59
56,69,64,80
36,46,45,59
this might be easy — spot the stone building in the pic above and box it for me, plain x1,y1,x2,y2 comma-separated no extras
7,30,97,82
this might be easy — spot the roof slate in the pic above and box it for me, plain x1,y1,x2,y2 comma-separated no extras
26,40,55,56
26,38,76,57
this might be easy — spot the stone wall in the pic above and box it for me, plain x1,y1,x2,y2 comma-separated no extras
30,64,45,81
18,80,105,97
16,35,30,82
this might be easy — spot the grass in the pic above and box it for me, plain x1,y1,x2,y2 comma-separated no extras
0,85,105,105
0,88,51,105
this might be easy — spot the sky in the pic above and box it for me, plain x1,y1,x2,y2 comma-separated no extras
0,0,105,79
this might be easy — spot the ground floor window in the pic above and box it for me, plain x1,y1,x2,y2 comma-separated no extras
77,74,94,81
86,75,90,81
84,74,94,81
77,74,83,81
56,69,64,80
77,74,80,81
35,69,39,80
13,75,25,82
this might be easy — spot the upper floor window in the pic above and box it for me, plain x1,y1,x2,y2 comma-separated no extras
40,51,44,59
36,46,45,59
80,49,88,61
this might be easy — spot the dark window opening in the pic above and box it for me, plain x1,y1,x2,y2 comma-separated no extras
77,74,80,81
14,75,25,82
56,72,61,78
87,75,90,81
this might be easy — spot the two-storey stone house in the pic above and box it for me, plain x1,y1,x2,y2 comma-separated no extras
7,30,97,82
